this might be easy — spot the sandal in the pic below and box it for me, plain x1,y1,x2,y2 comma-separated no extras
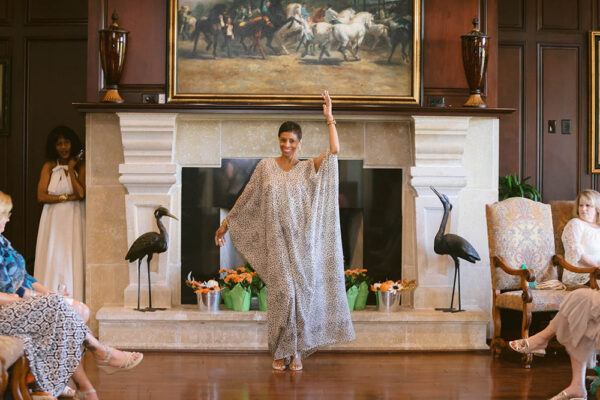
58,385,76,398
96,345,143,374
272,359,286,371
76,388,97,400
549,391,585,400
508,339,546,356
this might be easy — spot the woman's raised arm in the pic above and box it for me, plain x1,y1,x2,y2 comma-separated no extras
313,90,339,172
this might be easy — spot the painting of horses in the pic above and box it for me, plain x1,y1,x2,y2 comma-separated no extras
168,0,421,104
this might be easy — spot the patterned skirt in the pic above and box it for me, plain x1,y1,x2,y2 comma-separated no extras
0,293,89,396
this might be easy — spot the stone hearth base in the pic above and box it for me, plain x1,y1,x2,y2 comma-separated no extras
96,306,489,351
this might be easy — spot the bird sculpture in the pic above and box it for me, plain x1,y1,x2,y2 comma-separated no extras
125,206,178,312
431,187,480,312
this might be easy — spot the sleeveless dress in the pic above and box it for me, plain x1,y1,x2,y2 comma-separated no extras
561,218,600,286
226,152,355,360
34,163,85,301
0,235,89,397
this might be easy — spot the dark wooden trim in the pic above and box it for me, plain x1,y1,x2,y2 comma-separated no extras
25,0,87,26
0,1,12,27
74,102,516,115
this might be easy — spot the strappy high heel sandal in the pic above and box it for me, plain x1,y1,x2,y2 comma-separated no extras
508,338,546,356
96,345,143,374
75,388,97,400
548,390,585,400
31,392,57,400
58,385,76,398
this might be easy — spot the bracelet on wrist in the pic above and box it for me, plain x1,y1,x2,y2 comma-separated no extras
221,219,228,229
327,119,336,126
58,194,68,202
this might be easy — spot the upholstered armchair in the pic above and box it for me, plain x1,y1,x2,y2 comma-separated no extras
486,197,599,368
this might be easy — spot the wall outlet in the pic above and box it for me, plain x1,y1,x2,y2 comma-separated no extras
142,93,159,104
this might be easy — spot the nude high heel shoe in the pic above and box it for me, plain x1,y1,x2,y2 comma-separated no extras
96,345,143,374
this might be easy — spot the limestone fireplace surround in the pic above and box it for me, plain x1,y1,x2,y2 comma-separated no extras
83,108,499,351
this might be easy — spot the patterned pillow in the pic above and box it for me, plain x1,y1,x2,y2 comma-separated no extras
486,198,557,291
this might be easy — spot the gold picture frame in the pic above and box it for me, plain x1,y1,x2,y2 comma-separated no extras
167,0,422,105
590,31,600,173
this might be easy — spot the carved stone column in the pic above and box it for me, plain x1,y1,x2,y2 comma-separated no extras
117,113,180,309
410,116,470,309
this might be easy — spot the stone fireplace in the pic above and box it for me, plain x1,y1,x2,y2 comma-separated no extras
83,108,498,350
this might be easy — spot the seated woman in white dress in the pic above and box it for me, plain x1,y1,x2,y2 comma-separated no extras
561,189,600,286
510,190,600,400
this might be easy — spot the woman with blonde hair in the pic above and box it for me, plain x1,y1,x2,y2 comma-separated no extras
0,191,142,400
561,189,600,286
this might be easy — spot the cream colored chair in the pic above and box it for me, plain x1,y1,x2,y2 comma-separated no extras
486,197,599,368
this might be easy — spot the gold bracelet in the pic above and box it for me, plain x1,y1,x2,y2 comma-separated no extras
221,219,228,228
59,194,68,202
327,119,336,125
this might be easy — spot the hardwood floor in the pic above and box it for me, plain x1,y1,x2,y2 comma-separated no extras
80,351,580,399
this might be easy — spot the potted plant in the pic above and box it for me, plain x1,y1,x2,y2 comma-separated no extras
370,279,417,312
344,269,360,312
185,273,221,312
226,266,253,311
345,268,370,310
218,268,236,309
499,173,541,201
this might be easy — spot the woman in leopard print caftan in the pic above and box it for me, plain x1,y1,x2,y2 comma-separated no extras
215,90,355,371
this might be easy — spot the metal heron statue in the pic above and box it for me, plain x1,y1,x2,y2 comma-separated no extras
125,206,178,312
431,187,480,313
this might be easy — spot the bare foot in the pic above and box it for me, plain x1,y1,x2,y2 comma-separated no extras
290,354,303,371
272,358,286,371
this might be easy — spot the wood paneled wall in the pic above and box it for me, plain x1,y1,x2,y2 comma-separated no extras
498,0,596,201
87,0,498,107
0,0,87,264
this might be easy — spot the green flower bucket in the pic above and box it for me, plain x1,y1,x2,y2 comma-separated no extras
221,287,233,309
376,291,380,306
231,283,251,312
354,281,369,310
346,285,359,312
258,286,267,311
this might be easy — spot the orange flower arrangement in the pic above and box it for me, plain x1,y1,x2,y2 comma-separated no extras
344,268,370,290
370,279,416,293
185,273,221,293
219,264,257,290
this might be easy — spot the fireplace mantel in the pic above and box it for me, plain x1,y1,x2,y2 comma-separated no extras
83,108,498,350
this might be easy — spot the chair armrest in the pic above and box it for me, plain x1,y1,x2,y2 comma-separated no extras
553,254,600,289
493,256,535,302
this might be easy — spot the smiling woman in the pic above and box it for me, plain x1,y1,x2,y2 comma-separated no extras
33,126,86,302
214,90,355,371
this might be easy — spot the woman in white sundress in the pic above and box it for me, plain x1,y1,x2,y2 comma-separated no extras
34,126,85,302
214,90,355,371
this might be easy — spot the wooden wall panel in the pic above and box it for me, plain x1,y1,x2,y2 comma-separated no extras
498,0,524,29
538,0,579,31
24,38,87,256
498,44,524,176
540,46,579,201
27,0,87,24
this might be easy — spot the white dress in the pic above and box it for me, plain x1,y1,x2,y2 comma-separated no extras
561,218,600,286
34,163,85,301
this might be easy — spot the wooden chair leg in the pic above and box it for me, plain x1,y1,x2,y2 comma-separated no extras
0,359,7,398
520,304,533,369
491,306,503,358
10,356,32,400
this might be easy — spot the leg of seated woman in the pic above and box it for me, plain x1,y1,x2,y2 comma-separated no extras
83,333,143,368
70,300,90,323
71,365,98,400
549,354,587,399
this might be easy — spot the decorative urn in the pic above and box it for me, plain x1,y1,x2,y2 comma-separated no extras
99,11,128,103
461,18,489,108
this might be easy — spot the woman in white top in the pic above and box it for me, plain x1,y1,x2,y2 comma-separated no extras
561,189,600,286
34,126,85,302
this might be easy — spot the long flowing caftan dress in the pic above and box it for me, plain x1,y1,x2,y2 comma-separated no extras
227,152,355,360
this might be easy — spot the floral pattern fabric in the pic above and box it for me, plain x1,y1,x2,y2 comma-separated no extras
226,152,355,360
486,198,557,291
561,218,600,286
495,289,566,311
0,235,36,295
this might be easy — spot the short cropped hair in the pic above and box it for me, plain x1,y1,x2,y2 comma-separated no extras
278,121,302,140
0,190,12,219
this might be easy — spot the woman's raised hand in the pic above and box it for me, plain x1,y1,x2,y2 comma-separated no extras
322,90,333,121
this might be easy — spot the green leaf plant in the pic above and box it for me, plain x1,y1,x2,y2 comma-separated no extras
498,173,542,202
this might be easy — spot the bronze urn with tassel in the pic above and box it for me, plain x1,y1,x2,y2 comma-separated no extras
461,18,489,107
99,11,128,103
